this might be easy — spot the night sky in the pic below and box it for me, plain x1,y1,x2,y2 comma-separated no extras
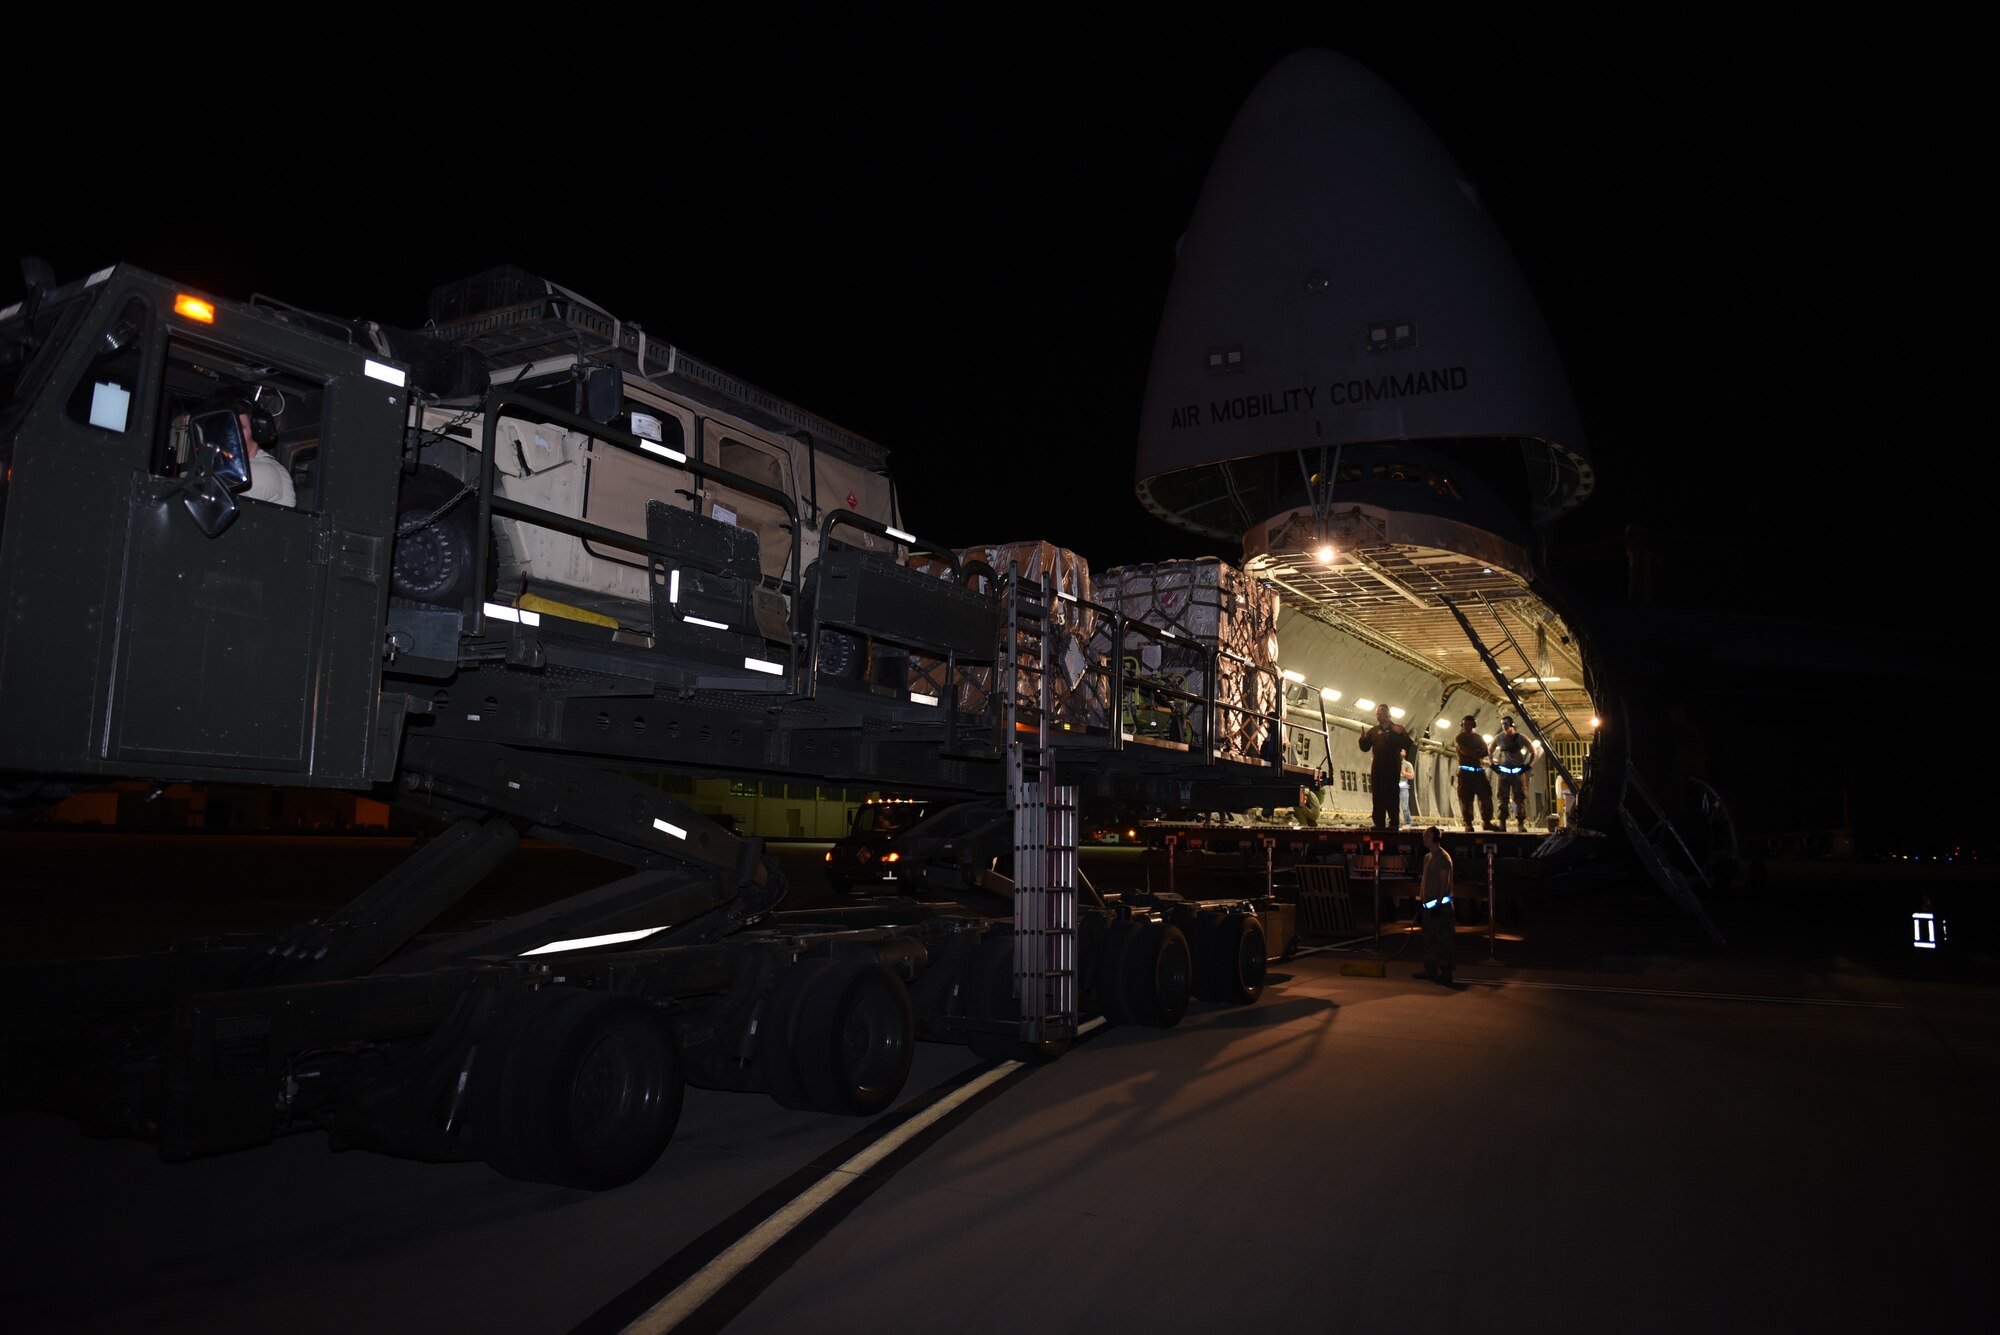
7,14,1980,836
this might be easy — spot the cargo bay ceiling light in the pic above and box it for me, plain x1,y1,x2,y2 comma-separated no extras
1280,669,1307,683
1355,698,1375,711
1321,687,1341,702
1388,706,1405,719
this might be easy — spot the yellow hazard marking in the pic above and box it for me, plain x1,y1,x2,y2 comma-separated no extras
518,593,618,628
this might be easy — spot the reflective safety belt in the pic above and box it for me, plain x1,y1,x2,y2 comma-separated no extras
1459,765,1483,773
1497,764,1525,775
1424,894,1453,910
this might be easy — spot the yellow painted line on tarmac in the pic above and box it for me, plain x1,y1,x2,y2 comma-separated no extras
624,1014,1109,1335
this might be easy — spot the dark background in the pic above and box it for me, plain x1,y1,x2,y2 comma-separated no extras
6,12,1980,844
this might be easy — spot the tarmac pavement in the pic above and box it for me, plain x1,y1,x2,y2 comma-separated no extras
1,835,1992,1333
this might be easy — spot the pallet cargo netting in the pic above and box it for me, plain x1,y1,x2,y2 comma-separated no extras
908,541,1105,730
1096,559,1281,765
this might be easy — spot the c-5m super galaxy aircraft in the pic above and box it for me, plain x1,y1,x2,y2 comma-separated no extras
1136,49,1721,935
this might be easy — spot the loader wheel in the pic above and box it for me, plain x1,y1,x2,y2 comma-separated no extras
474,989,683,1190
757,958,834,1111
1125,921,1192,1029
1208,913,1267,1007
391,466,479,606
794,960,914,1115
961,932,1069,1065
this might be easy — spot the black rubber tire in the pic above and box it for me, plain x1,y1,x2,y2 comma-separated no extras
817,629,866,680
793,961,914,1116
474,989,683,1190
391,466,479,606
1209,914,1268,1007
757,958,834,1111
962,933,1070,1065
1128,922,1193,1029
466,990,566,1184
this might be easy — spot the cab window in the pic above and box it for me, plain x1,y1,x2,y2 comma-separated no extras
63,297,150,435
151,333,328,511
1,292,92,437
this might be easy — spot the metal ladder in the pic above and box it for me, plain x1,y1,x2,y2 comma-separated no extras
1620,765,1726,945
1439,596,1580,799
1443,596,1725,944
1000,567,1078,1043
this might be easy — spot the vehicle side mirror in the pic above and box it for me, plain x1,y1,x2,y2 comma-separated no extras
585,366,622,424
188,408,252,492
175,409,248,537
180,468,241,537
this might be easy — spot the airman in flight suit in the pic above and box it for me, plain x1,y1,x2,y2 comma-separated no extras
1454,715,1495,832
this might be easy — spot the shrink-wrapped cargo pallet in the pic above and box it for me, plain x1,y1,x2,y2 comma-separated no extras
1097,558,1281,764
906,541,1106,728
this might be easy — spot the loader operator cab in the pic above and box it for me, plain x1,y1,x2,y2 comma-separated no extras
0,265,406,791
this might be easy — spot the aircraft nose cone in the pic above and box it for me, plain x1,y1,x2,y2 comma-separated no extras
1137,48,1592,532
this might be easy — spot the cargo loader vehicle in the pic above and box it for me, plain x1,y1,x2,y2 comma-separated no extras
0,261,1314,1188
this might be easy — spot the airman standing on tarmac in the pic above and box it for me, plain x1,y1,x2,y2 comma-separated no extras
1417,825,1457,984
1455,715,1496,832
